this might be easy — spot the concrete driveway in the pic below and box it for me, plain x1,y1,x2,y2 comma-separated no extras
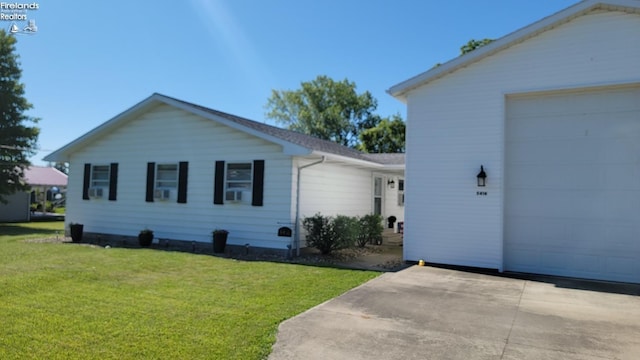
269,266,640,360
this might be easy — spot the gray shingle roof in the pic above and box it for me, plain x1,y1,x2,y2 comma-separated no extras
163,94,405,166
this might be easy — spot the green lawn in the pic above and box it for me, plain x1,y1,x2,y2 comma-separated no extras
0,222,379,359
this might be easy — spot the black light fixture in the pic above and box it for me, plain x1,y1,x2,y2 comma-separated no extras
477,165,487,187
387,179,395,189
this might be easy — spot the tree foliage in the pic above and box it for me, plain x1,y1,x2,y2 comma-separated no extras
265,75,403,151
358,114,405,153
0,30,39,203
52,162,69,174
460,38,494,55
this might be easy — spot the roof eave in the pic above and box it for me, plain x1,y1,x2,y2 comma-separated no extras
311,151,397,168
387,0,640,100
44,93,314,162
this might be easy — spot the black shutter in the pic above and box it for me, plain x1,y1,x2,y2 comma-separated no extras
214,161,225,205
82,163,91,200
252,160,265,206
108,163,118,201
177,161,188,204
146,162,155,202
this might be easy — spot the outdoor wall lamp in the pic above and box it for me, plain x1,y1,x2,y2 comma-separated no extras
387,179,395,189
477,165,487,187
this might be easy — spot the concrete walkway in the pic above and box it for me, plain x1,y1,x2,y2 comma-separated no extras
269,266,640,360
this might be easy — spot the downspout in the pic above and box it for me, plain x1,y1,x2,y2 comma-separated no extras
294,156,326,256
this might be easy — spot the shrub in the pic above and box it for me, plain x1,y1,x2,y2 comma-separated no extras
302,213,356,255
355,214,384,247
332,215,359,249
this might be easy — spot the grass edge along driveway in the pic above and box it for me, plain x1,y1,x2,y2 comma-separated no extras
0,222,379,359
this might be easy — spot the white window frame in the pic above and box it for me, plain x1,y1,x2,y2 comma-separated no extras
155,163,178,190
373,175,383,216
90,165,110,188
397,179,405,206
225,162,253,191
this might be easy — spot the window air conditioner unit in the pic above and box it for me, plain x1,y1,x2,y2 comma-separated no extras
225,190,242,202
154,189,171,200
88,187,104,198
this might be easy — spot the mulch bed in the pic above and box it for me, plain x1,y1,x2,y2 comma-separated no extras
24,237,405,271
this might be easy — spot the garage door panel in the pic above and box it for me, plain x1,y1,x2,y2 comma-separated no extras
505,86,640,283
605,165,640,190
606,257,639,277
604,191,640,220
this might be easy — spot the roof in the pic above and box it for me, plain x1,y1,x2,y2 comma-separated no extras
361,153,406,165
44,93,404,168
388,0,640,101
24,166,68,187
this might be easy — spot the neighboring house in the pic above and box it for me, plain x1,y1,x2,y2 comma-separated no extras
0,166,68,222
389,0,640,283
44,93,405,253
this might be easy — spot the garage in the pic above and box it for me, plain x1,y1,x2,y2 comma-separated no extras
505,85,640,283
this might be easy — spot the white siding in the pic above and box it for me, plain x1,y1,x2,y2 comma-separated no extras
403,10,640,268
66,104,295,251
297,159,373,219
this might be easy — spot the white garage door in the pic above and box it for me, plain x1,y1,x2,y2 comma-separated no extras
505,86,640,283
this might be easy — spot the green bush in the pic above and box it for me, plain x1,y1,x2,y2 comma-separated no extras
303,213,384,253
333,215,359,248
302,213,335,255
30,201,55,212
302,213,358,255
356,214,384,247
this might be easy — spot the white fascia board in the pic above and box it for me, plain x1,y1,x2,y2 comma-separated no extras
387,0,640,101
311,151,386,169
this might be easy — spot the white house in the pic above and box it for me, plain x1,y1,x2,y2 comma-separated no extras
44,93,404,253
389,0,640,283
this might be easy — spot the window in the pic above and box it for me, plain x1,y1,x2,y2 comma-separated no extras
91,165,110,188
156,163,178,189
84,163,118,201
214,160,264,206
398,179,405,206
226,163,252,190
373,177,382,216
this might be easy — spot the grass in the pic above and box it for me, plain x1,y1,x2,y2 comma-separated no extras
0,222,379,359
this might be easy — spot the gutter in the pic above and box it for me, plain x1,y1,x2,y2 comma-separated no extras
293,156,325,256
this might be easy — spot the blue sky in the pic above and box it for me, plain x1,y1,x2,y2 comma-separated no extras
10,0,578,165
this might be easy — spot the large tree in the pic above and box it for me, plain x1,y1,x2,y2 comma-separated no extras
0,30,39,203
358,114,405,153
265,75,382,148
